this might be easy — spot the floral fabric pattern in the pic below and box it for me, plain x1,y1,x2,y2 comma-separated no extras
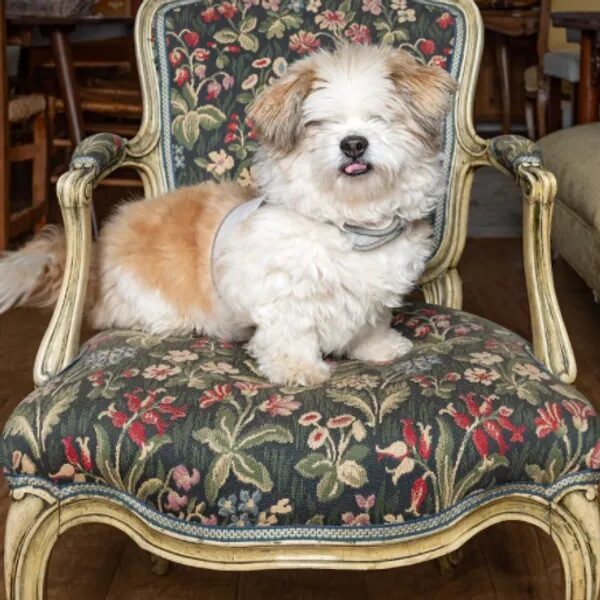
3,303,600,529
154,0,460,190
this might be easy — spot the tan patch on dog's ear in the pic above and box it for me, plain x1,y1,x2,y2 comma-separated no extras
387,49,458,143
247,59,316,152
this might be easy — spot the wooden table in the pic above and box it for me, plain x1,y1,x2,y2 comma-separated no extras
481,7,540,134
6,15,134,146
552,12,600,124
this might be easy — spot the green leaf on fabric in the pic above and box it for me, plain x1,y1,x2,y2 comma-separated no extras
231,452,273,491
93,424,121,488
172,112,201,150
344,444,370,462
213,29,238,44
4,415,39,460
337,460,367,488
137,478,164,501
295,454,333,478
205,454,233,504
126,435,172,493
196,105,227,131
316,469,344,502
170,88,188,116
193,427,230,453
237,425,293,450
238,33,259,52
379,382,410,422
240,16,257,33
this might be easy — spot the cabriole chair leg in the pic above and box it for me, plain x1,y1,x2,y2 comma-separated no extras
5,493,57,600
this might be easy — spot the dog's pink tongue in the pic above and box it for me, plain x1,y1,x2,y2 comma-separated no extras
344,162,367,175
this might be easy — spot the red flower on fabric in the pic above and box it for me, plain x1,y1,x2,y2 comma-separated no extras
60,436,94,472
168,48,184,67
182,30,200,48
586,440,600,469
218,2,238,18
101,389,188,448
436,12,455,29
174,67,190,87
289,31,321,55
483,420,508,455
193,48,210,61
562,399,595,432
402,419,418,448
199,384,232,408
472,428,489,459
418,425,432,460
408,477,428,516
201,7,220,22
418,39,436,55
344,23,372,44
534,402,564,438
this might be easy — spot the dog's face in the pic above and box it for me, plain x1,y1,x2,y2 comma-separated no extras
248,44,457,222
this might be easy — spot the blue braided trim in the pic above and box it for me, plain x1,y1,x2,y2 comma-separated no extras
7,471,600,544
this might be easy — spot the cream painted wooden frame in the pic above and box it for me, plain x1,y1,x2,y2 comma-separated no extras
5,1,592,598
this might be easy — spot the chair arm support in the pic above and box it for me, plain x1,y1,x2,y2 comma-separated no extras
33,133,129,386
486,135,576,383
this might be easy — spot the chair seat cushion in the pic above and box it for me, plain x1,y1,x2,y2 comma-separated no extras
3,303,600,541
537,123,600,233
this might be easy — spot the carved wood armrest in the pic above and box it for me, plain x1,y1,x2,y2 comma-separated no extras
33,134,130,386
486,135,576,383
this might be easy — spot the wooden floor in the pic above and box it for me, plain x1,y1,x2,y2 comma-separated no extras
1,238,599,599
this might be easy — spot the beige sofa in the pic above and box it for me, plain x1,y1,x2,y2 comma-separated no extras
537,122,600,300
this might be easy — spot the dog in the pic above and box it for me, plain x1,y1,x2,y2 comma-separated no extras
0,44,456,386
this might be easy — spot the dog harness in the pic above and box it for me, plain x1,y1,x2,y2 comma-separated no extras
212,196,408,263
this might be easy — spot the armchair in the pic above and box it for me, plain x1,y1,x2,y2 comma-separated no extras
3,2,600,599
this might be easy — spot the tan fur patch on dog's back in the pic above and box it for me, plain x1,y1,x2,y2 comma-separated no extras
100,182,254,318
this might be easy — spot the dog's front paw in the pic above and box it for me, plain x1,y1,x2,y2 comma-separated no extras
260,358,331,387
350,329,413,363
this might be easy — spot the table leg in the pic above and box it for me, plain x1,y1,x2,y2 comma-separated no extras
50,28,84,146
495,32,512,134
578,30,600,124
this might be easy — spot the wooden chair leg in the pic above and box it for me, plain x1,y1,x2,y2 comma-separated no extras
547,76,562,134
537,81,549,140
552,488,600,600
151,554,171,576
31,109,49,228
5,493,58,600
525,96,536,140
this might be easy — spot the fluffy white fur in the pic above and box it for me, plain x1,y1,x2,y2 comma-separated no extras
0,44,456,386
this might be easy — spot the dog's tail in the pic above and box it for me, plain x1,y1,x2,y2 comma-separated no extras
0,225,68,313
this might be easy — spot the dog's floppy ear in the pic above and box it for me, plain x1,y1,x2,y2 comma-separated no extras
247,58,316,152
387,49,458,140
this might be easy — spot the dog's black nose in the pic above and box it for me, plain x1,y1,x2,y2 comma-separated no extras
340,135,368,158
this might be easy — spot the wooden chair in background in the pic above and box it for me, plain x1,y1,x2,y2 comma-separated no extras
1,4,49,250
524,0,596,139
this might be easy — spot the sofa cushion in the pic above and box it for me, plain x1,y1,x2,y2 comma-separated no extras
3,303,600,541
537,123,600,233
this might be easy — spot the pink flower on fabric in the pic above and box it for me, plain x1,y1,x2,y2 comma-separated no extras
173,465,201,492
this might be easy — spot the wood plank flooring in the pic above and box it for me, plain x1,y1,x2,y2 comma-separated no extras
1,238,599,599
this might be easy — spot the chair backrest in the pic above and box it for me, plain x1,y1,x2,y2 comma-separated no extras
129,0,484,264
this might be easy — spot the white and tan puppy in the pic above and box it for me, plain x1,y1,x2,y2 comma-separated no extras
0,44,456,386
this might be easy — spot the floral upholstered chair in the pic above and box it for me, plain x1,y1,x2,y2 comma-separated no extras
3,1,600,598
